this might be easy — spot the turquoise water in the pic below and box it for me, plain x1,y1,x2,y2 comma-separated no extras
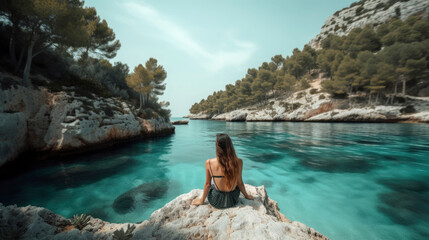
1,120,429,239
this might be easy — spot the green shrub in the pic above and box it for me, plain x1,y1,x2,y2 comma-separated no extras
71,214,91,230
310,89,318,94
395,7,401,17
375,2,385,9
356,6,365,16
334,25,340,31
0,223,27,240
113,224,136,240
319,95,326,100
400,105,416,114
281,102,302,111
336,100,349,109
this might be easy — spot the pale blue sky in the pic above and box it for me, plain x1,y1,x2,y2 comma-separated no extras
85,0,355,117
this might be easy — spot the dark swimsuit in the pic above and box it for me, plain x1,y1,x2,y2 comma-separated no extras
207,160,240,209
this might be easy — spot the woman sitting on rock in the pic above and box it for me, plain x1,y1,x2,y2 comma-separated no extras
192,133,253,208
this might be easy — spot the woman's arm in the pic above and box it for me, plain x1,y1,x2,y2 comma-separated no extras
192,159,212,205
237,158,253,200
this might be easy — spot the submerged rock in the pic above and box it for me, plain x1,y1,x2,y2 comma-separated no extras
0,185,329,240
299,154,373,173
376,178,429,225
113,180,169,214
43,156,137,189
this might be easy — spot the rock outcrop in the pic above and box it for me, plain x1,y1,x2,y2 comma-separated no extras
186,87,429,123
184,112,212,120
0,185,329,240
0,73,174,166
172,120,189,125
309,0,429,49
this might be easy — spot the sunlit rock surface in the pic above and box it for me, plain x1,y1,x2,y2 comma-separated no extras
0,73,174,166
184,112,212,120
309,0,429,49
0,185,328,240
188,86,429,123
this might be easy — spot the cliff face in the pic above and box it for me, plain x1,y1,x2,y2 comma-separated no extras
0,73,174,167
309,0,429,49
185,82,429,122
0,185,329,240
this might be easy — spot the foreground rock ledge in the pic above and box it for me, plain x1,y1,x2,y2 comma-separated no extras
0,185,328,240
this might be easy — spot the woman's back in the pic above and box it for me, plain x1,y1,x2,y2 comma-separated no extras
209,158,240,192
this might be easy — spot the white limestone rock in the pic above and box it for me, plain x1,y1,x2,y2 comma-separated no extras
0,185,329,240
189,87,429,123
212,110,249,121
409,111,429,122
309,0,429,49
184,112,212,119
42,92,147,151
0,73,175,166
135,185,328,240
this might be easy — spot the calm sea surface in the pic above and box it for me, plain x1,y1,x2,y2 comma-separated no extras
1,119,429,240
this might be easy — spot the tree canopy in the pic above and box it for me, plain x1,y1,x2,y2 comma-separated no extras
126,58,167,110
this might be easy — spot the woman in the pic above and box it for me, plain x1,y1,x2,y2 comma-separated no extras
192,133,253,208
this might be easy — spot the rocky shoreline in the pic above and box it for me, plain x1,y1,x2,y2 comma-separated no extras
185,89,429,123
0,185,329,240
0,73,175,167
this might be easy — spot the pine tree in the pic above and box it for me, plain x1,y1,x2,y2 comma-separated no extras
78,7,121,60
126,64,153,110
16,0,88,86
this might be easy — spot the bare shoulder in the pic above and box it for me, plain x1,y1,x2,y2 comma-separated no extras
205,158,215,166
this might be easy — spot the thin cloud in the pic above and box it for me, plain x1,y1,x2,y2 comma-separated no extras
123,1,256,71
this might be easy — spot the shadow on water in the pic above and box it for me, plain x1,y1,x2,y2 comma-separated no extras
297,154,374,173
0,136,175,212
113,180,169,214
377,178,429,226
298,176,316,184
38,156,138,189
285,145,376,173
246,152,284,163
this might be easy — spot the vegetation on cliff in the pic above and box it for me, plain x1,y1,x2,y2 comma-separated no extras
0,0,170,119
189,15,429,115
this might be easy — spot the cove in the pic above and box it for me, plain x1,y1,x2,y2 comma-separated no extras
1,119,428,240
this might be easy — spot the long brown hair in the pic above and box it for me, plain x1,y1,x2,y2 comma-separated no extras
215,133,239,188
